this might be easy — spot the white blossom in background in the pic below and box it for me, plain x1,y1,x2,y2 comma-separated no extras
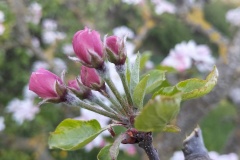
0,10,5,23
121,0,142,5
113,26,135,39
62,44,74,55
193,45,215,72
170,151,184,160
229,88,240,104
226,7,240,27
26,2,42,25
120,144,137,156
161,42,192,72
23,84,37,100
32,58,66,76
31,37,40,48
0,116,5,132
6,99,40,125
145,61,154,70
0,24,5,35
170,151,239,160
161,40,215,72
42,19,57,31
42,31,66,44
42,19,66,44
0,10,5,35
85,135,106,151
53,58,67,74
151,0,176,15
209,151,239,160
32,61,49,71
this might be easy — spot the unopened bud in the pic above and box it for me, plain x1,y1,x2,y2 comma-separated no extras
29,68,67,103
105,35,127,65
80,66,105,91
72,27,105,68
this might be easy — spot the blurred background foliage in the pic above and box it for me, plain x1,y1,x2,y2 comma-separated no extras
0,0,240,159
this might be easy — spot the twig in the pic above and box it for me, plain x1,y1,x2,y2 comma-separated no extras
136,132,160,160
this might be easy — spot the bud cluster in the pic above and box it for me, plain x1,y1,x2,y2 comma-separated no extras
29,27,134,125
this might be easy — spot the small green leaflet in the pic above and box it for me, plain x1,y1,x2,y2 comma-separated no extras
97,145,112,160
126,58,131,85
133,74,149,109
130,53,140,95
145,70,166,94
48,119,106,151
154,66,218,101
134,95,181,132
176,66,218,101
153,86,180,97
97,134,125,160
140,51,152,71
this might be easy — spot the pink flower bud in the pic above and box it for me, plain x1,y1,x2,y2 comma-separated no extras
68,79,80,91
29,68,66,100
72,27,105,68
105,35,127,65
80,66,105,90
67,79,91,99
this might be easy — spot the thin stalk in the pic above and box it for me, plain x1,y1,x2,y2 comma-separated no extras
97,63,128,116
105,78,129,114
103,86,128,116
89,94,118,115
116,65,133,107
69,97,121,121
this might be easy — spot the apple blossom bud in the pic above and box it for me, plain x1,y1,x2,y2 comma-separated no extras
67,79,91,99
29,68,66,102
80,66,105,91
105,35,127,65
72,27,105,68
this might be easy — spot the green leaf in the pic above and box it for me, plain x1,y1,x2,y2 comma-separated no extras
155,65,177,72
153,86,181,97
145,70,166,94
48,119,106,151
134,95,181,132
110,134,125,160
126,58,131,85
140,51,152,71
97,145,111,160
176,66,218,101
163,125,181,133
130,53,140,95
97,134,124,160
133,74,150,109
